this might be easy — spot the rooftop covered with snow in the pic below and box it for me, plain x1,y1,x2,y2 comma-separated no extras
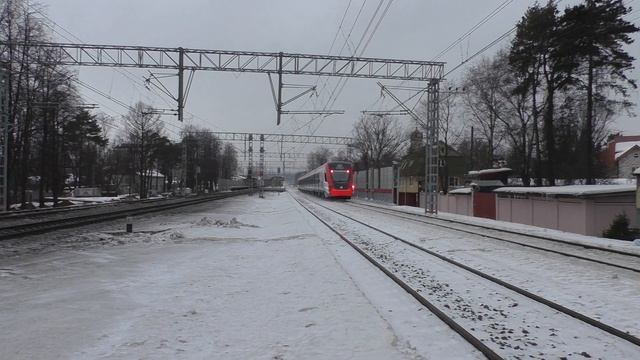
493,184,636,198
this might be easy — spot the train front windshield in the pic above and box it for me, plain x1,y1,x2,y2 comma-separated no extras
332,171,349,183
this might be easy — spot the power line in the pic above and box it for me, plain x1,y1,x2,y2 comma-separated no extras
432,0,514,61
310,0,369,110
359,0,394,56
284,0,372,153
370,0,515,116
444,26,517,78
28,6,168,106
24,3,227,134
277,0,355,136
309,0,394,136
326,0,355,63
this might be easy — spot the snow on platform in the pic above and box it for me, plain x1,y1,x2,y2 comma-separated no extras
0,193,482,359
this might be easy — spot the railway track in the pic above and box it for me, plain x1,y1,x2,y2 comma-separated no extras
344,200,640,273
0,197,171,223
293,193,640,359
0,190,249,240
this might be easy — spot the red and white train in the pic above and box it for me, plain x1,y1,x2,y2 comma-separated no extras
297,161,354,199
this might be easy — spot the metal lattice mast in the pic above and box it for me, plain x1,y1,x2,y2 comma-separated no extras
280,137,285,179
424,80,440,214
247,134,253,193
204,132,354,145
0,69,8,211
259,134,265,198
376,81,441,214
177,48,188,193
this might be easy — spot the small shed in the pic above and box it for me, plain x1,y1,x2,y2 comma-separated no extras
467,168,512,220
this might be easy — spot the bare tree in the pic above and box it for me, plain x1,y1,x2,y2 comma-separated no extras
306,147,334,170
0,0,52,207
462,56,507,169
492,51,538,186
220,143,238,179
353,115,404,190
121,102,164,199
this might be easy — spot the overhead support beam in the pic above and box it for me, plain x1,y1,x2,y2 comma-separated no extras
241,152,311,159
361,110,409,116
197,132,354,146
13,42,445,81
280,110,344,115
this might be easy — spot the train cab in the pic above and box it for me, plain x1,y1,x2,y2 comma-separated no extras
326,161,354,199
297,161,354,199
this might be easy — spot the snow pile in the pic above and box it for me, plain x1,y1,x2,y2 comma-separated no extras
194,216,259,228
71,230,187,247
0,230,188,257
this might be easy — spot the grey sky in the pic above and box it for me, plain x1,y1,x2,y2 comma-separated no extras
36,0,640,169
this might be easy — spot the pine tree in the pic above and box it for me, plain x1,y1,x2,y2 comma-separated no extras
509,2,577,186
562,0,638,184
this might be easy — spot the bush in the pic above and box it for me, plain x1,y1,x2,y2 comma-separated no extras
602,213,633,240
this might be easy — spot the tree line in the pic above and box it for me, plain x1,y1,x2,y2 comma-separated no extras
459,0,637,186
306,0,638,190
0,0,238,209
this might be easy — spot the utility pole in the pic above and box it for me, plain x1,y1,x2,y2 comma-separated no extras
424,79,440,214
248,134,253,194
375,81,440,214
277,52,283,125
0,68,8,212
259,134,265,198
178,47,188,195
470,126,474,171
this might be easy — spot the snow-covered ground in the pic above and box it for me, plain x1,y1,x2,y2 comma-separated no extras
0,192,484,359
295,193,640,359
352,198,640,256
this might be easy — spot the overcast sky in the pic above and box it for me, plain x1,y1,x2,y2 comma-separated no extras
34,0,640,169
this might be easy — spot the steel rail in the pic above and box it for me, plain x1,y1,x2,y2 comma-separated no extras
352,200,640,258
345,201,640,270
290,193,503,360
0,191,249,240
302,195,640,348
0,197,168,222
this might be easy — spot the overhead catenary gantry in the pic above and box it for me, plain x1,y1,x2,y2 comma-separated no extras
3,41,445,213
14,42,444,124
203,132,354,145
212,132,355,182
